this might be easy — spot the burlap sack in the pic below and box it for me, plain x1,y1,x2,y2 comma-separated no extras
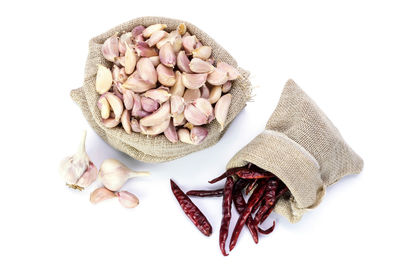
227,79,363,223
70,16,252,163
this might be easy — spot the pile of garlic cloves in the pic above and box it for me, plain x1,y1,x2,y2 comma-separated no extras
59,131,149,208
95,23,239,145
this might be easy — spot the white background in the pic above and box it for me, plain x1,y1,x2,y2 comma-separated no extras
1,0,399,266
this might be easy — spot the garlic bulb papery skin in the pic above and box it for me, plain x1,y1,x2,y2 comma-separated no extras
98,158,150,191
59,131,97,191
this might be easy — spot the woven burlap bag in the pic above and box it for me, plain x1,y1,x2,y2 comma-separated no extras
70,17,252,163
227,79,363,223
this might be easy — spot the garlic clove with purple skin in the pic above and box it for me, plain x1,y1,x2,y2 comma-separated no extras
123,71,155,93
105,93,124,121
136,57,157,85
142,24,167,38
164,119,179,143
140,118,170,136
217,62,240,80
170,95,185,117
222,81,232,93
140,101,170,127
192,46,212,60
132,25,145,39
190,126,208,145
182,73,207,90
215,93,232,131
99,158,150,192
135,41,158,57
156,64,176,87
143,88,171,103
116,191,139,208
90,187,116,204
119,32,133,56
183,88,201,103
147,30,168,47
207,67,229,86
102,34,119,62
131,118,141,133
184,104,208,125
189,58,215,74
182,35,197,55
124,42,137,75
123,90,134,110
141,97,160,113
177,51,192,73
192,98,214,122
59,131,97,191
159,42,176,67
200,84,210,99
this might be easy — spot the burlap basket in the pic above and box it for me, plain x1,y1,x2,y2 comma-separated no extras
70,16,252,163
227,79,363,223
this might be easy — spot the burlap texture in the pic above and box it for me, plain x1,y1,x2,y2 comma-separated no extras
71,16,252,163
227,79,363,223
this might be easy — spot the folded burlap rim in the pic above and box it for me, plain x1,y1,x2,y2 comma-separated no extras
227,79,364,223
70,16,252,163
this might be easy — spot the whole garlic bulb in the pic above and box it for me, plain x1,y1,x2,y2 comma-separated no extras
59,131,97,190
98,158,150,191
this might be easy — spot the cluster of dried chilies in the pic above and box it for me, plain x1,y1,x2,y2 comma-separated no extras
171,163,288,256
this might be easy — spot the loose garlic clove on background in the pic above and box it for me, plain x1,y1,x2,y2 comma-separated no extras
215,93,232,131
96,65,113,94
90,187,116,204
98,159,150,191
59,131,97,190
116,191,139,208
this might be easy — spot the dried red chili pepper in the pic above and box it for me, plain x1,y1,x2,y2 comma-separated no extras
259,187,289,223
245,180,258,195
170,179,212,236
208,164,251,184
232,179,259,244
186,189,224,197
219,177,234,256
235,169,275,179
258,221,275,235
253,179,278,225
229,179,268,251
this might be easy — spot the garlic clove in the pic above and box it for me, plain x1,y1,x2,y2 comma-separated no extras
200,84,210,99
131,93,142,116
132,25,145,39
99,158,150,191
178,128,193,144
141,97,160,113
140,101,170,127
143,88,171,103
102,118,120,128
159,42,176,67
98,94,111,119
121,109,132,134
164,119,179,143
112,65,128,84
123,71,155,93
102,34,119,62
119,32,133,55
182,35,197,55
134,34,145,44
195,40,203,49
217,62,240,80
146,30,168,47
190,127,208,145
222,81,232,93
173,113,186,126
123,90,134,110
96,64,113,94
215,93,232,131
177,51,192,73
116,191,139,208
189,58,215,73
59,131,96,190
136,57,157,85
156,64,176,87
182,73,207,90
177,23,187,35
192,46,212,60
113,83,125,99
105,93,124,121
115,56,125,67
148,56,160,67
183,88,201,103
193,98,214,121
207,67,229,86
143,24,167,38
90,187,116,204
140,118,170,135
135,41,158,57
124,42,137,75
131,118,141,132
184,104,208,125
170,95,185,116
170,71,185,96
208,85,222,104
